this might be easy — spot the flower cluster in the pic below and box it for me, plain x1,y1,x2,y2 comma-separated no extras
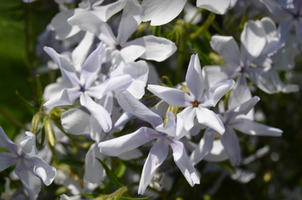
1,0,301,199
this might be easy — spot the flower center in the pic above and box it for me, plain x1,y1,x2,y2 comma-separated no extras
192,100,199,107
80,85,86,93
116,44,122,50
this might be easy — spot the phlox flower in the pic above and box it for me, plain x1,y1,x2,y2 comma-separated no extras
98,90,200,194
148,54,235,138
0,127,56,200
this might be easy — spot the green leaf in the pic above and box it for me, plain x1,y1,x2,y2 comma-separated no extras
36,74,43,107
96,158,124,188
80,193,106,198
115,162,127,178
16,90,39,114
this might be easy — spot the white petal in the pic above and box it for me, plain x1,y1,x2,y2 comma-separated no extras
210,36,241,67
68,12,117,46
119,45,146,63
228,74,251,109
141,0,186,26
0,127,18,154
126,35,177,61
232,118,283,136
220,128,241,166
147,85,192,107
155,111,176,137
204,139,229,162
0,152,17,171
80,93,112,133
177,107,196,133
201,79,235,107
43,88,81,108
186,54,204,100
61,108,91,135
170,139,200,186
118,148,143,160
80,43,105,87
15,161,41,200
84,143,104,183
197,0,230,14
20,132,38,156
196,107,225,135
138,138,169,194
203,65,237,88
190,128,217,166
117,90,163,128
50,8,84,40
117,0,141,45
27,156,57,186
72,32,95,72
98,127,157,156
44,47,80,87
91,0,126,22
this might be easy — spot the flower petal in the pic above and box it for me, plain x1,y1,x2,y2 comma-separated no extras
196,107,225,135
138,137,169,194
190,128,217,166
98,127,157,156
80,93,112,133
186,54,204,100
203,65,237,88
177,107,196,133
231,118,283,136
0,127,18,154
61,108,91,136
119,45,146,63
44,47,80,87
44,88,82,108
27,156,57,186
126,35,177,61
170,139,200,186
197,0,230,14
201,79,235,107
20,132,38,156
0,152,17,171
210,36,241,67
84,143,104,183
147,85,192,107
141,0,186,26
228,74,251,109
117,90,163,128
91,0,126,22
220,128,241,166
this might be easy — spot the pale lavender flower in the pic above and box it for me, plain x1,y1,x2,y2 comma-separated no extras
98,90,200,194
148,54,235,138
0,127,56,200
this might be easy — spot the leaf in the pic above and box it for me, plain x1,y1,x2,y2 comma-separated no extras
16,90,39,114
96,158,124,188
119,197,153,200
80,193,106,198
114,162,127,178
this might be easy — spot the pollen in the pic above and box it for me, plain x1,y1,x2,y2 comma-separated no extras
192,101,199,107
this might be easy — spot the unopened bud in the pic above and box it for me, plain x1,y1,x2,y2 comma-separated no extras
45,119,56,147
30,114,40,135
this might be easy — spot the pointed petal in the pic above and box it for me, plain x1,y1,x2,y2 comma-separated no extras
155,111,176,137
26,156,57,186
240,20,266,62
201,79,235,107
220,128,241,166
61,108,91,136
15,161,41,200
91,0,126,22
232,118,282,136
228,74,252,109
44,88,81,108
117,90,163,128
80,93,112,133
170,139,200,186
294,20,302,44
118,148,143,160
81,43,105,86
119,45,146,63
210,36,241,67
203,65,237,88
138,138,169,194
204,139,229,162
20,132,38,156
98,127,157,156
44,47,80,87
190,128,217,166
68,12,117,46
84,143,104,183
126,35,177,61
0,152,17,171
140,0,186,26
50,8,84,40
177,107,196,133
114,111,135,128
260,0,286,15
72,32,95,72
147,85,192,107
186,54,204,100
117,0,141,45
197,0,230,14
0,127,18,154
225,96,260,121
196,107,225,134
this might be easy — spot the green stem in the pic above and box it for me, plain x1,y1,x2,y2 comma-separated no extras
189,12,216,40
188,8,203,25
0,107,28,130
